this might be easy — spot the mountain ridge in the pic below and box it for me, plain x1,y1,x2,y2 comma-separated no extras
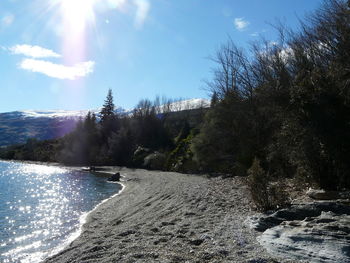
0,98,209,146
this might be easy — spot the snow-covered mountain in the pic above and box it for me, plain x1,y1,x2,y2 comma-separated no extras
15,98,210,119
0,99,209,146
20,109,96,119
159,98,210,112
19,107,126,119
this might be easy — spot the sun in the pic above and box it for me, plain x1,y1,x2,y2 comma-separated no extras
60,0,97,32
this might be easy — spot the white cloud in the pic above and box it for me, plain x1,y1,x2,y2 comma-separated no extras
19,59,95,80
234,17,249,31
9,44,61,58
2,14,14,27
133,0,150,28
7,44,95,79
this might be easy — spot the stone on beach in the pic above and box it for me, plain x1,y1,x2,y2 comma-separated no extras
250,202,350,263
306,188,350,200
108,172,121,182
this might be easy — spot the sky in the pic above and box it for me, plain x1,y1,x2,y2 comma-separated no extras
0,0,324,112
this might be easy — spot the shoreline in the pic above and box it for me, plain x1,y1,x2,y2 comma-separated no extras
42,167,288,263
0,160,125,263
1,160,294,262
46,181,126,262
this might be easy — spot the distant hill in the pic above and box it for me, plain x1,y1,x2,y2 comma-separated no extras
0,99,209,147
0,111,78,146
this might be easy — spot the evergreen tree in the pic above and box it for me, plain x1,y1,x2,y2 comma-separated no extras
100,89,115,123
99,89,119,141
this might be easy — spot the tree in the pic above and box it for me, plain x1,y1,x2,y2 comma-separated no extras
210,91,218,107
100,89,115,123
280,0,350,189
132,98,173,150
99,89,119,140
108,124,135,166
193,0,350,189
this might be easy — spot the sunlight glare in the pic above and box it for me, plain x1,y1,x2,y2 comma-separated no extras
20,164,67,176
60,0,96,33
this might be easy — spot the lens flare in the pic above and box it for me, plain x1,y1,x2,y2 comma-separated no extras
60,0,96,35
33,0,118,108
58,0,97,66
55,0,98,108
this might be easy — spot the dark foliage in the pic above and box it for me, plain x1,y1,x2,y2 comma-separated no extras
247,158,289,211
0,138,61,162
0,91,205,169
192,0,350,190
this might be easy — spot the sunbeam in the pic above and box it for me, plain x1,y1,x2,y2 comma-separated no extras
60,0,96,34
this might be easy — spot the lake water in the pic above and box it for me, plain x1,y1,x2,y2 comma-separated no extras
0,161,122,263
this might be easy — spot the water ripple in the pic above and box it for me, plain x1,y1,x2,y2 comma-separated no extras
0,161,121,263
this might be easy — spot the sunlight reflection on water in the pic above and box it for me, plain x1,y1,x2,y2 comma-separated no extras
0,161,121,263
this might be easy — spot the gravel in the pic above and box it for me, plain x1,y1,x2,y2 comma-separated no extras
44,167,288,263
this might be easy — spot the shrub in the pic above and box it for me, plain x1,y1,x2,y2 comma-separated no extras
247,158,270,211
166,132,199,173
247,158,289,211
143,152,166,170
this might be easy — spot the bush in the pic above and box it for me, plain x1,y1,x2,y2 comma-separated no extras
166,132,199,173
143,152,166,170
247,158,289,211
247,158,270,211
132,146,151,167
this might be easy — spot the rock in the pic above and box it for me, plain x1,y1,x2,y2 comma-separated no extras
185,212,197,216
134,146,151,155
118,229,135,237
306,188,350,200
251,202,350,263
131,253,145,259
132,146,151,166
143,152,166,170
108,172,121,182
217,249,229,256
150,227,159,233
189,239,204,246
249,202,350,232
247,259,271,263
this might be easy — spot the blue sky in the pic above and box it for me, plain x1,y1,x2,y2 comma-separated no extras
0,0,323,112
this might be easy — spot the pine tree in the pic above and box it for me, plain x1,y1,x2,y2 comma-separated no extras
100,89,115,123
99,89,119,148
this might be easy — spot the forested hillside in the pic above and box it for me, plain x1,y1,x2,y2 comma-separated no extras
0,92,208,173
0,111,78,146
193,0,350,191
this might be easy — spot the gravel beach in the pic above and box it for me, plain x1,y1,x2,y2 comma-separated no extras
44,168,285,263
